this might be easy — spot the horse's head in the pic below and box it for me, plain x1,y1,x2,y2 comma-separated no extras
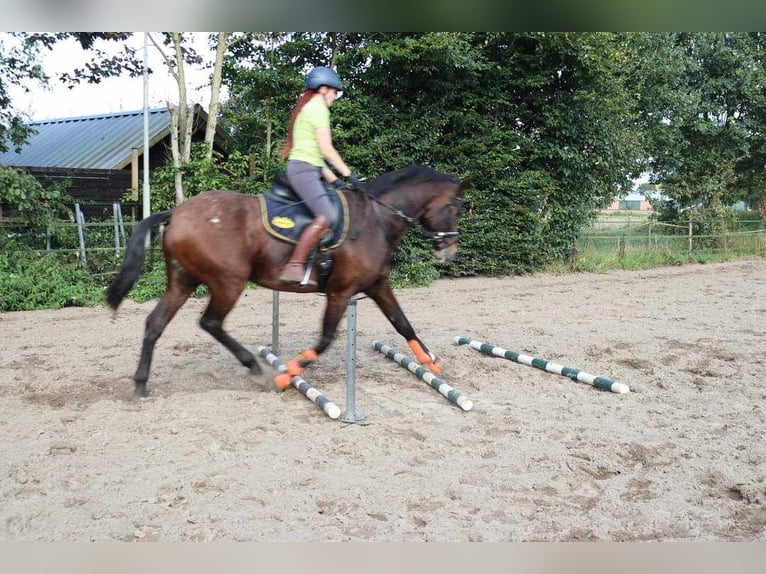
367,165,467,263
420,178,465,264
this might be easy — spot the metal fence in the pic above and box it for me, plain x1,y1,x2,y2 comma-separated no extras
5,208,766,270
1,201,139,264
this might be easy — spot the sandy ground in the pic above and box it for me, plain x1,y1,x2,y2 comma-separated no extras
1,259,765,541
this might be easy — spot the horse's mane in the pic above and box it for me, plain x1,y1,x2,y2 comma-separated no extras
365,164,457,198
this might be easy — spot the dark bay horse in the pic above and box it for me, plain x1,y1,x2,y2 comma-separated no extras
106,164,466,397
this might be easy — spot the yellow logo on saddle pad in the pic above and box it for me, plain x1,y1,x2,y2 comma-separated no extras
271,216,295,229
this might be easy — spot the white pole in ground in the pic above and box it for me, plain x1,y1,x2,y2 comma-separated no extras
373,341,473,411
454,336,630,394
142,33,151,251
256,345,341,419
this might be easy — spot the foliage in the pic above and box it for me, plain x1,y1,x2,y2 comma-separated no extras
8,32,766,312
637,33,766,221
0,166,69,228
1,32,142,154
146,145,265,211
1,34,45,152
221,33,645,275
220,33,310,183
389,234,441,287
0,247,104,311
119,254,208,303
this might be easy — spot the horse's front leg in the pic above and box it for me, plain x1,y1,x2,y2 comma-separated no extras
275,293,349,389
366,279,441,374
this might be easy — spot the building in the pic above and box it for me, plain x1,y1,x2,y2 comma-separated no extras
606,185,665,212
1,105,231,217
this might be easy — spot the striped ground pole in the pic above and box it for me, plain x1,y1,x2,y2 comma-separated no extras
453,336,630,394
256,345,342,419
373,341,473,411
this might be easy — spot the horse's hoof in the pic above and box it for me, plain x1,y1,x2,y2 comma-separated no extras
426,361,441,375
249,363,262,375
275,373,292,390
134,384,148,399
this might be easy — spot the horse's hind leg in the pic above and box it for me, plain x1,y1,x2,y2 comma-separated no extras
134,276,197,397
199,282,261,374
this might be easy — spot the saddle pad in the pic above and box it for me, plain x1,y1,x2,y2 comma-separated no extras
258,189,350,249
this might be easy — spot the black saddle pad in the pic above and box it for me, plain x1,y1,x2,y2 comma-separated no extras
258,184,349,249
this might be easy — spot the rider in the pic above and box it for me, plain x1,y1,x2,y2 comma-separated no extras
278,66,362,286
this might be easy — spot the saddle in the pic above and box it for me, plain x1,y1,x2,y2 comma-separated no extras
259,175,350,249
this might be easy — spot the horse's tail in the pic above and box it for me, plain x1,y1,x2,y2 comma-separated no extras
106,210,172,311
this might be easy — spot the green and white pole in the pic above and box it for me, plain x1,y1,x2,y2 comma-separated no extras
256,345,342,419
454,336,629,394
373,341,473,411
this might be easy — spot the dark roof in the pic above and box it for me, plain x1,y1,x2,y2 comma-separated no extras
0,105,231,170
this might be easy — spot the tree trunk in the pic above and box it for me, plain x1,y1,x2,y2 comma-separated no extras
204,32,229,161
759,195,766,225
264,110,272,184
168,104,185,205
171,33,192,204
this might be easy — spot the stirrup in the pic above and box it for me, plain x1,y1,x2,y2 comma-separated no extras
300,265,315,286
279,263,306,284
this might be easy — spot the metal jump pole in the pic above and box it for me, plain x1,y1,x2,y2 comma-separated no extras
272,291,280,355
267,294,366,422
342,299,367,423
113,202,121,257
142,33,151,250
74,202,86,264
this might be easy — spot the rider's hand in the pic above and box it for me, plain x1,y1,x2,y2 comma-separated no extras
331,179,345,190
347,172,362,190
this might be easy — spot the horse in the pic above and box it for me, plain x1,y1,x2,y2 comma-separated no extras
106,164,466,398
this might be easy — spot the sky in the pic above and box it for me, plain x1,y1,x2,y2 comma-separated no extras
9,33,220,122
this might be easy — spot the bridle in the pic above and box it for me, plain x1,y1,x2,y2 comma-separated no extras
367,191,463,248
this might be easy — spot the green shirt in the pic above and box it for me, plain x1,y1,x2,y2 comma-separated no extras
289,94,330,167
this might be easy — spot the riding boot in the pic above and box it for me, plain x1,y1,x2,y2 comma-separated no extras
279,215,330,286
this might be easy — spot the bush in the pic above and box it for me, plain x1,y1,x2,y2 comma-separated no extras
0,166,69,228
0,251,105,311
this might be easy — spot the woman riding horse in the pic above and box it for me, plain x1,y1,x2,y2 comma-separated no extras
279,66,362,287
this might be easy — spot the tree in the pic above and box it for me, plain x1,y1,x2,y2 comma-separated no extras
1,33,143,154
221,32,645,273
637,33,766,228
146,32,237,206
204,33,229,161
220,32,307,182
147,33,198,205
1,35,45,153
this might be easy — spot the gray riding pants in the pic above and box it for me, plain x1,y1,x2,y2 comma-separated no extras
286,160,337,226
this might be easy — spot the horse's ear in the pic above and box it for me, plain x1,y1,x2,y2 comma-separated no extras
458,176,473,192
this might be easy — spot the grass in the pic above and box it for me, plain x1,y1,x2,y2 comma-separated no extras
548,213,766,273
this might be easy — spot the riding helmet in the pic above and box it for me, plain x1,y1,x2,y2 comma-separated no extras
306,66,343,91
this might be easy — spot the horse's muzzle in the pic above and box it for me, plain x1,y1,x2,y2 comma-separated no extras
434,243,458,264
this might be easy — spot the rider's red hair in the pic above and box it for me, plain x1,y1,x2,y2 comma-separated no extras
280,89,318,159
